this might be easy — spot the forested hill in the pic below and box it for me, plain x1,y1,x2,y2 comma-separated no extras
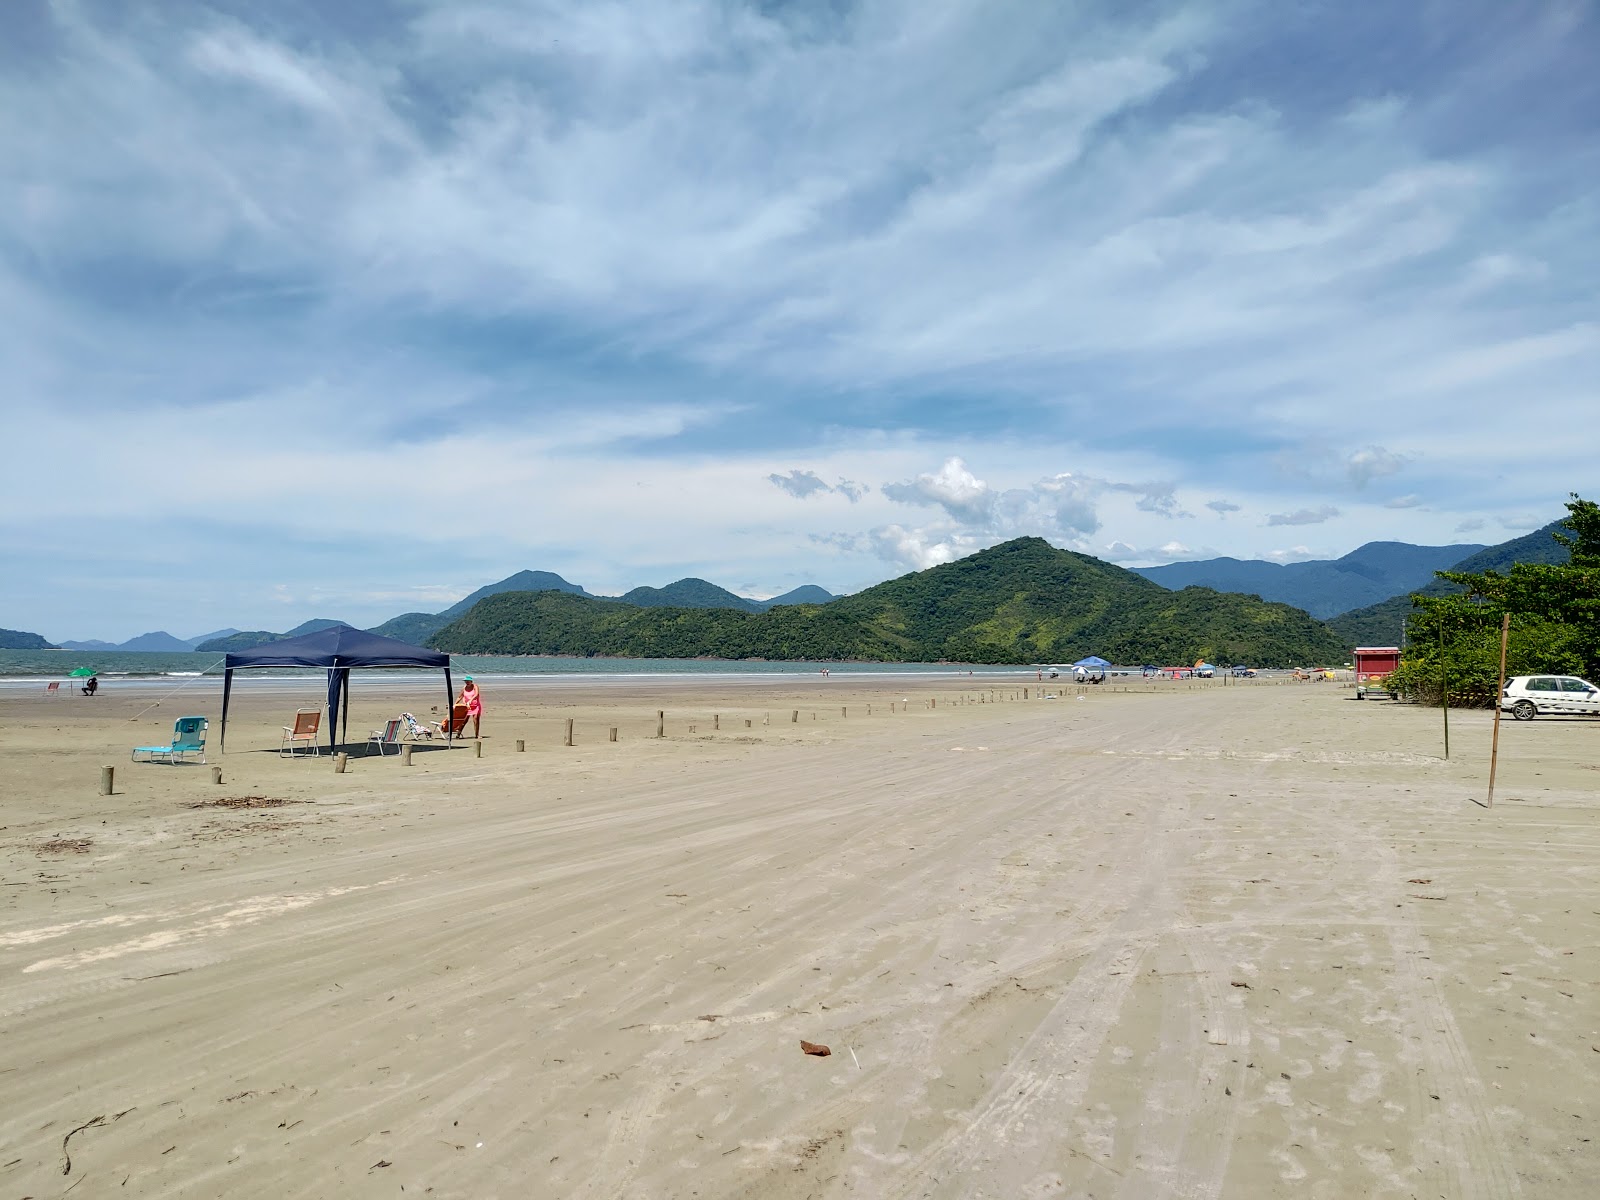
0,628,57,650
432,537,1349,665
1327,519,1570,646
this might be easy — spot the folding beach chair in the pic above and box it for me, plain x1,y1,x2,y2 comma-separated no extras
365,717,403,756
44,681,63,697
281,709,322,757
401,712,434,741
432,705,471,738
133,716,208,764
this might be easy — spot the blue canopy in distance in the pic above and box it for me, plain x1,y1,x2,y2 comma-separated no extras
1073,656,1111,668
220,624,452,752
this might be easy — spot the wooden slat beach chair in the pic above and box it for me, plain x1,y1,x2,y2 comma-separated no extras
281,710,322,758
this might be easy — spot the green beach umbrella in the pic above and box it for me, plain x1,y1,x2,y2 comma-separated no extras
70,667,98,677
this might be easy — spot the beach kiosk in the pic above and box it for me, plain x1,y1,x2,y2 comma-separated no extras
1353,646,1400,699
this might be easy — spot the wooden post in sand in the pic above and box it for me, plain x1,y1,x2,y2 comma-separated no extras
657,711,665,738
474,741,482,758
564,718,574,747
335,753,348,774
1486,611,1511,808
744,719,751,728
515,739,525,753
210,766,222,785
609,727,618,742
792,710,799,723
714,713,720,730
1439,623,1451,760
402,745,413,766
99,765,113,796
841,706,846,718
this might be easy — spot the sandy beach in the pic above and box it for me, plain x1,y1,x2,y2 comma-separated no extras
2,675,1596,1197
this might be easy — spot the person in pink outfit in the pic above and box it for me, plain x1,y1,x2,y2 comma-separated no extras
456,676,483,738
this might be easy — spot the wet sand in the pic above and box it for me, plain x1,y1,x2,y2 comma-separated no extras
2,677,1596,1197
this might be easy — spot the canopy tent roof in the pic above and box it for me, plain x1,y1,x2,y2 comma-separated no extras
1073,655,1111,669
221,625,452,751
223,624,449,671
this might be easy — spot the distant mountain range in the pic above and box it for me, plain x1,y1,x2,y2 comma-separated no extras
57,628,240,653
433,537,1350,665
1326,520,1571,646
28,520,1575,657
193,575,839,653
1133,541,1486,619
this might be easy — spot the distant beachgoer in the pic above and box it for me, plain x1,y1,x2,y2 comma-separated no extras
82,675,98,696
456,676,483,737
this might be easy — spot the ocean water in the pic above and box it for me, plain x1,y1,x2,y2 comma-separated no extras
0,648,1034,688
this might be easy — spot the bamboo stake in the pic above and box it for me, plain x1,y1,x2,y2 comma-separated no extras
1439,622,1450,760
1486,611,1510,808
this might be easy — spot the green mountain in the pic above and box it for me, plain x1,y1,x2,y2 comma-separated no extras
195,619,350,653
1327,520,1571,647
754,585,838,610
116,631,196,652
0,628,57,650
185,628,239,647
367,611,452,644
282,618,350,637
438,571,589,620
433,537,1348,665
195,630,283,652
1134,540,1486,619
618,578,763,612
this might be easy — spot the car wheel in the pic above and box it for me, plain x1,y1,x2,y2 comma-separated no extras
1512,700,1536,721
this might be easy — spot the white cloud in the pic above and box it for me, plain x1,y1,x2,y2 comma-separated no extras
1345,445,1410,488
768,469,832,499
1266,506,1341,526
1454,517,1486,533
1385,494,1423,509
1205,499,1241,515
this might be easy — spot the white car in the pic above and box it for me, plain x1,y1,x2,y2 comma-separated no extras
1500,675,1600,721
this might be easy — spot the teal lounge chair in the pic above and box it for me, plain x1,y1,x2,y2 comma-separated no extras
133,716,209,764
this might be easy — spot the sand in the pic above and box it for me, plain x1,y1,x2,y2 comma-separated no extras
1,674,1596,1197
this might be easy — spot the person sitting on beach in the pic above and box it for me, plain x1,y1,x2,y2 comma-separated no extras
456,677,482,737
82,675,98,696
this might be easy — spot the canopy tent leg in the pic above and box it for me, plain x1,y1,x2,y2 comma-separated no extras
220,668,234,753
444,667,454,745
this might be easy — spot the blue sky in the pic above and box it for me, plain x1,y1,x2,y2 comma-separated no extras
4,0,1597,641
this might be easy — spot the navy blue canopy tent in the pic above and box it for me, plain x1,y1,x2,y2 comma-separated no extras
220,625,453,752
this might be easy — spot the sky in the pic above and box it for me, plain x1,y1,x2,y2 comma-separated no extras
3,0,1597,642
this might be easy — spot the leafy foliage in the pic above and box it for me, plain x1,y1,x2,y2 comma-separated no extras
433,537,1350,664
1387,496,1600,705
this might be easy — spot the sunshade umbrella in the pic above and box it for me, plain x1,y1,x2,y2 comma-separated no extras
69,667,98,677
